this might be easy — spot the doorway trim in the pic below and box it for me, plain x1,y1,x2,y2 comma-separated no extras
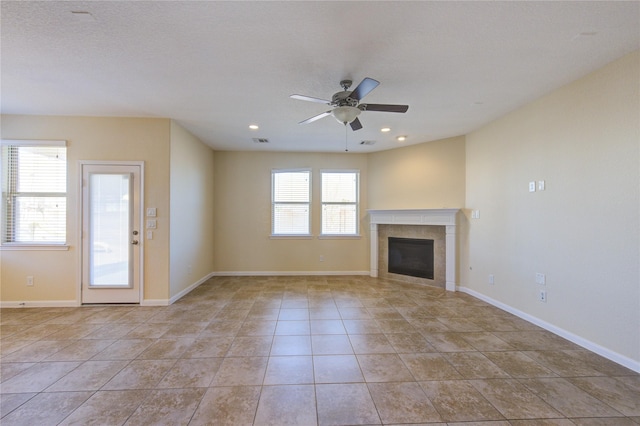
77,160,145,305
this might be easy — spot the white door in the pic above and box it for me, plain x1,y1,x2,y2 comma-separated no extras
81,163,142,304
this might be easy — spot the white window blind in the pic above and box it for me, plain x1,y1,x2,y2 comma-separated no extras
272,169,311,235
321,170,359,235
1,140,67,244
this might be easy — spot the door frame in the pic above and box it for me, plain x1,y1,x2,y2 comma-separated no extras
77,160,145,305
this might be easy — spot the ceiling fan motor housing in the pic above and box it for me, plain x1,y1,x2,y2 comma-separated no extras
332,91,358,107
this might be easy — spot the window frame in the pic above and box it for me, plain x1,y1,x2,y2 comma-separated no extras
320,169,360,238
1,139,69,250
271,168,312,238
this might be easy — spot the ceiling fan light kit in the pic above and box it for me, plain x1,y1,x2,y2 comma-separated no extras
291,77,409,132
332,106,360,124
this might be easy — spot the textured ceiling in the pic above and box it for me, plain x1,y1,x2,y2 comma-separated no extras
2,1,639,152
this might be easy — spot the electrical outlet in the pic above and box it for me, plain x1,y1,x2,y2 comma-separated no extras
26,276,34,286
535,273,546,285
539,289,547,302
529,181,536,192
488,274,494,285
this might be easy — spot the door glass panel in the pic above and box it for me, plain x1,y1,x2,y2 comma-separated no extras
89,173,132,287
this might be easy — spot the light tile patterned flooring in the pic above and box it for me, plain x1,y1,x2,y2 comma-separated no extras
1,276,639,425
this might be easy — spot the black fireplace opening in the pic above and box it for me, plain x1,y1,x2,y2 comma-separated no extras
388,237,434,280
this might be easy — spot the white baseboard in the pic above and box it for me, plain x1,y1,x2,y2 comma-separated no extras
0,300,79,308
0,298,175,308
140,299,170,306
458,286,640,374
166,272,216,305
211,271,370,277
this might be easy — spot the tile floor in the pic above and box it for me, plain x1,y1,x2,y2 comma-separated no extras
1,276,639,425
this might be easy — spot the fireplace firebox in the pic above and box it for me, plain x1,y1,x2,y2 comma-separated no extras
388,237,434,280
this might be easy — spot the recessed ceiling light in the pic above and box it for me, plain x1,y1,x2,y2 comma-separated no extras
381,127,391,133
249,124,259,130
396,136,407,142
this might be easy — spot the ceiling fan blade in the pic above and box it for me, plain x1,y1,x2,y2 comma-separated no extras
298,111,332,124
290,94,331,104
350,117,363,131
361,103,409,113
349,77,380,101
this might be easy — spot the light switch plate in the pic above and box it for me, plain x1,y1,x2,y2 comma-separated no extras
146,219,157,229
538,180,545,191
529,181,536,192
146,207,157,217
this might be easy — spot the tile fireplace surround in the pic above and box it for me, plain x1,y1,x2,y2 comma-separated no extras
368,209,460,292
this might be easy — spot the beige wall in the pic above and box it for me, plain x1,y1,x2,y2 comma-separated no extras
367,136,466,210
0,115,171,303
212,151,370,273
463,51,640,365
169,121,215,299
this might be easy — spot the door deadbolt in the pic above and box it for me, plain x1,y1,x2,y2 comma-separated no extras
132,230,139,235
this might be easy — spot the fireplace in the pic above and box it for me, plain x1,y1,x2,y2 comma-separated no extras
388,237,434,279
368,209,459,291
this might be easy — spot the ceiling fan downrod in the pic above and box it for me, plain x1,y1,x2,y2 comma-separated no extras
340,80,352,91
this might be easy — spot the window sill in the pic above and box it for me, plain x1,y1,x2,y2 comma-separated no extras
270,235,314,240
318,234,361,239
0,244,70,251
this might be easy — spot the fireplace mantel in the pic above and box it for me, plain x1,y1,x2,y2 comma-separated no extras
368,209,460,291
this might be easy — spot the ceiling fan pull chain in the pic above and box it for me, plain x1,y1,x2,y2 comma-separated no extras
345,123,349,152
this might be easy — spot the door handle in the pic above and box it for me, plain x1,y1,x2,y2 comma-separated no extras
131,240,139,245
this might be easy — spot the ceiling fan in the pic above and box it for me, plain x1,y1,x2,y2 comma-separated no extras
290,77,409,131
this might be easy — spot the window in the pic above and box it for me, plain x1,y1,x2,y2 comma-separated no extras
272,169,311,235
321,170,359,236
1,140,67,245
